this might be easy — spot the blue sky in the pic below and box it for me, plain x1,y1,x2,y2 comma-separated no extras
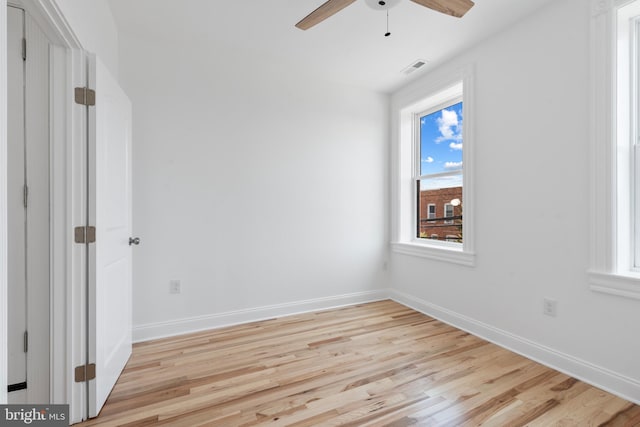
420,101,463,176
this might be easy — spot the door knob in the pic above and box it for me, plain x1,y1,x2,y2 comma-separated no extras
129,237,140,246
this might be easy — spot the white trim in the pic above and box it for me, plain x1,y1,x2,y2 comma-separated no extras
2,0,87,420
1,0,9,405
588,270,640,299
23,0,81,48
133,290,390,343
26,1,87,421
49,43,68,407
389,289,640,405
390,64,476,267
391,241,475,266
589,0,616,274
66,47,87,425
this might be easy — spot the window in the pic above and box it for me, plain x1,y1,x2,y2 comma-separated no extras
390,67,475,266
417,100,463,236
416,97,463,240
621,1,640,273
632,11,640,270
444,203,455,225
427,204,436,221
589,0,640,298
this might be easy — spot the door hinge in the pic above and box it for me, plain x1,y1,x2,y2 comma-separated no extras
74,226,96,244
74,87,96,106
23,331,28,353
23,185,28,208
74,363,96,382
8,382,27,392
22,38,26,61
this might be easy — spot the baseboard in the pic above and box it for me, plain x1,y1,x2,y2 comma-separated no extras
133,289,391,343
133,287,640,405
389,289,640,405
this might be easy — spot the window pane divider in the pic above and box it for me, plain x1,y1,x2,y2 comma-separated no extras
416,170,463,180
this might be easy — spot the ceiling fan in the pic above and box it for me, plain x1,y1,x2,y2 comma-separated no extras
295,0,475,30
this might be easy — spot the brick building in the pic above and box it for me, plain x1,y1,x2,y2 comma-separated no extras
418,186,462,242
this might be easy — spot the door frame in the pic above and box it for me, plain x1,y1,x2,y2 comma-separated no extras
2,0,88,422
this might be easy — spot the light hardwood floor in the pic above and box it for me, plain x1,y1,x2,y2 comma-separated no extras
80,300,640,426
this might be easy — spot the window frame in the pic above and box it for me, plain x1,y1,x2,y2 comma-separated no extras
390,66,475,267
588,0,640,299
632,16,640,270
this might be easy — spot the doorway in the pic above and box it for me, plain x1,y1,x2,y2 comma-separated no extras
4,1,133,421
7,3,51,404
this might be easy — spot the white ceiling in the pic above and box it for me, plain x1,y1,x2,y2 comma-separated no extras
108,0,554,93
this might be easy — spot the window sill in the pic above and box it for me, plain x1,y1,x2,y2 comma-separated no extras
391,241,476,267
588,271,640,300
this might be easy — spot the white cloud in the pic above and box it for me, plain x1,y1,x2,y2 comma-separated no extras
444,161,463,169
436,109,460,142
422,156,434,163
449,142,463,150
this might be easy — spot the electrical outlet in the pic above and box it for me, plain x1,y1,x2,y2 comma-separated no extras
543,298,557,317
169,280,181,294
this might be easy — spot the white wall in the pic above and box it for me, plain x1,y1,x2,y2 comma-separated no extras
118,33,390,339
53,0,118,78
390,0,640,402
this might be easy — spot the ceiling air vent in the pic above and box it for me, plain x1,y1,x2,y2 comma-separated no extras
403,59,428,75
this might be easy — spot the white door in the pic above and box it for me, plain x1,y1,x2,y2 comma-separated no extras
7,5,51,404
87,54,133,417
7,5,27,400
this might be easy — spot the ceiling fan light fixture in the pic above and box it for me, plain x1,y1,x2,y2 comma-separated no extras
364,0,401,11
295,0,474,31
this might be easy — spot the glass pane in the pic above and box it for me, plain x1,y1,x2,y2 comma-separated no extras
420,102,463,176
417,177,462,242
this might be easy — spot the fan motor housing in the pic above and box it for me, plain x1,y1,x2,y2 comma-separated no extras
364,0,402,11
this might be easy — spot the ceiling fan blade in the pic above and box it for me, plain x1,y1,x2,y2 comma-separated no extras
296,0,358,30
410,0,475,18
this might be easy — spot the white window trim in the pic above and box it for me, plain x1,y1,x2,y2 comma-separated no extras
589,0,640,299
390,65,475,267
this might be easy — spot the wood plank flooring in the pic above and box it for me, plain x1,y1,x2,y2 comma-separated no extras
79,300,640,426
